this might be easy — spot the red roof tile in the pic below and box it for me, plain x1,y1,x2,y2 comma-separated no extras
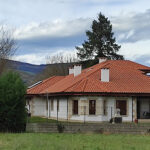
27,60,150,96
27,76,65,95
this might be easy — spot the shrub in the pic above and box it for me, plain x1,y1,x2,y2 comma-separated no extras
57,123,65,133
0,71,27,132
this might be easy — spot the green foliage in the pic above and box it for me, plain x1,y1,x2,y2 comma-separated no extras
0,71,27,132
57,123,65,133
76,12,124,61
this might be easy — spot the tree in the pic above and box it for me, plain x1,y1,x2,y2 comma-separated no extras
46,52,78,64
0,72,27,132
76,12,124,60
0,27,17,75
35,52,78,81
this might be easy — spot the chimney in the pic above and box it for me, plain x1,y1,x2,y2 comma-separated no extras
74,64,82,76
99,57,107,63
69,67,74,75
101,68,109,82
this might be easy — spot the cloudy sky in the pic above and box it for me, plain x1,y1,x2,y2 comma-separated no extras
1,0,150,65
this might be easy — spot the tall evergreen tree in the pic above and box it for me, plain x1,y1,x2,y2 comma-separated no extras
0,72,27,132
76,12,124,60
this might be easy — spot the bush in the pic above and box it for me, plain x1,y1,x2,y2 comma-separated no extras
57,123,65,133
0,71,27,132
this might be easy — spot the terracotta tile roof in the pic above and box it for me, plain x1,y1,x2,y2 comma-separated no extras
27,76,65,95
27,60,150,96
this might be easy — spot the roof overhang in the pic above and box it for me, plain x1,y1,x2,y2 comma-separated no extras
26,92,150,98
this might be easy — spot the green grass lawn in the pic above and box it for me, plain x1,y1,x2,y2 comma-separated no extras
27,116,58,123
0,133,150,150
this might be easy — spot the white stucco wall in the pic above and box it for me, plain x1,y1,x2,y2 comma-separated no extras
29,95,134,122
31,97,47,117
50,98,68,120
69,96,133,122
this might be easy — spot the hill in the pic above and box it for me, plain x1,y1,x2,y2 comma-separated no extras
6,60,74,86
6,59,96,86
8,60,46,75
6,60,46,86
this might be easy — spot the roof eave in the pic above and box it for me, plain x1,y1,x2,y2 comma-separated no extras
35,92,150,97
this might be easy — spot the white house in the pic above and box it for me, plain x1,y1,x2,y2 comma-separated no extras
27,58,150,122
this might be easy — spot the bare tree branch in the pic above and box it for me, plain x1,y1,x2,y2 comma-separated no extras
46,52,78,64
0,26,17,75
34,52,79,82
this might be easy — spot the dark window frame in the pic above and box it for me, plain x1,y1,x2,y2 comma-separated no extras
51,100,54,111
103,100,107,115
89,100,96,115
116,100,127,116
73,100,78,115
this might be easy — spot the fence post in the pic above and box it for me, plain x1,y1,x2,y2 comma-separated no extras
57,99,58,123
132,97,133,122
67,97,68,123
84,106,86,124
111,107,113,119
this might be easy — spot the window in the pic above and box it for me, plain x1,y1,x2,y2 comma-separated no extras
57,99,59,112
51,100,54,111
89,100,96,115
116,100,127,115
103,100,107,115
73,100,78,115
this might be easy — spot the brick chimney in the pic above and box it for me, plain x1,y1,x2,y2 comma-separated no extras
99,57,107,63
101,68,109,82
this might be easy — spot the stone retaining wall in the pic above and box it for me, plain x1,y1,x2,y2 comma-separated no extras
26,123,150,134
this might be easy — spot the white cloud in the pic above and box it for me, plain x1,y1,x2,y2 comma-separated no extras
3,6,150,64
112,9,150,43
14,18,91,40
119,39,150,61
13,48,77,64
12,54,47,64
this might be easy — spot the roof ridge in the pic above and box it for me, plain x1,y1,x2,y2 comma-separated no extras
85,61,109,78
58,61,109,92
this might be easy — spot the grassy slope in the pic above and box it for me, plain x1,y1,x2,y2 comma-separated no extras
0,133,150,150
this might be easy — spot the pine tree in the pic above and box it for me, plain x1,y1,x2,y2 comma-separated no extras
76,12,124,60
0,72,27,132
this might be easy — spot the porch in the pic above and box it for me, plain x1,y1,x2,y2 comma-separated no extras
137,97,150,120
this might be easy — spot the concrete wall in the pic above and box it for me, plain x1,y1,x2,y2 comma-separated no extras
29,95,135,122
30,97,47,117
50,98,68,120
26,123,150,134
